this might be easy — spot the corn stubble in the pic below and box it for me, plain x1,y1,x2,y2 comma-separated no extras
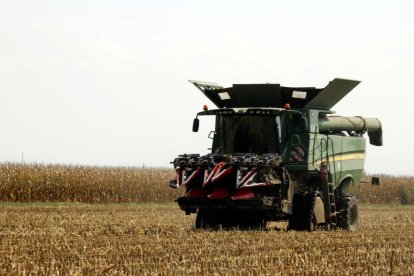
0,205,413,275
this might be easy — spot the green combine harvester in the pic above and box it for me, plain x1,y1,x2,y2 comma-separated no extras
170,78,382,231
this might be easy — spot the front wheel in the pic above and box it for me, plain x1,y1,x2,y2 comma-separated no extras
195,208,212,229
337,195,360,231
195,208,206,229
195,208,267,230
195,208,222,229
288,192,323,231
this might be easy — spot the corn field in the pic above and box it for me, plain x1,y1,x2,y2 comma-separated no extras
0,163,413,204
351,175,414,205
0,163,179,203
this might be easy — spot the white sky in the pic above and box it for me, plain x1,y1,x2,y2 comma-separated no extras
0,0,413,175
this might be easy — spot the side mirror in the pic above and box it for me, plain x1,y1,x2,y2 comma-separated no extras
192,117,199,132
299,116,308,132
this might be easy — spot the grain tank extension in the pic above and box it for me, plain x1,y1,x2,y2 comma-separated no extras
170,78,382,231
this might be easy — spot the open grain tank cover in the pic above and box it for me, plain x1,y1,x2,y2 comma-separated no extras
189,78,359,109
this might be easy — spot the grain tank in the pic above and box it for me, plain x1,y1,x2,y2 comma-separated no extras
170,78,382,231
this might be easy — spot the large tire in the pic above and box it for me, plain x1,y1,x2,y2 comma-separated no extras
222,209,267,230
288,192,322,231
195,208,220,229
195,208,267,230
195,208,207,229
226,213,267,230
337,195,360,231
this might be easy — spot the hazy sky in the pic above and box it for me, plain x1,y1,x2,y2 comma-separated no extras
0,1,413,175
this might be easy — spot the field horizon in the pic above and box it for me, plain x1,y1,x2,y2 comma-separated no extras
0,162,413,205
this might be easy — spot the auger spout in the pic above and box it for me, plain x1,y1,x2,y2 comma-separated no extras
318,116,382,146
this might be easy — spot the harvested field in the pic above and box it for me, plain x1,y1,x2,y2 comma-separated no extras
0,204,414,275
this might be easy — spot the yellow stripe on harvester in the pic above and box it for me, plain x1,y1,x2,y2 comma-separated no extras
336,153,365,161
314,153,365,165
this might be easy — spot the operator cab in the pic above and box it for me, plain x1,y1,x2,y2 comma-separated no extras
193,108,285,155
217,115,281,154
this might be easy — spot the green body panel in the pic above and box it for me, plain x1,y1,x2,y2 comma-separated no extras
284,111,367,189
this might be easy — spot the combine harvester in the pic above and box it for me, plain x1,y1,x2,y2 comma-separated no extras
170,78,382,231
